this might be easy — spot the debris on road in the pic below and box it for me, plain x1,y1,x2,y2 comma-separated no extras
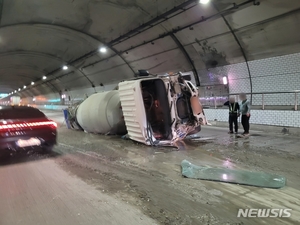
181,160,286,189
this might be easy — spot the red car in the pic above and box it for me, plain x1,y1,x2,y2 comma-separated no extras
0,106,57,153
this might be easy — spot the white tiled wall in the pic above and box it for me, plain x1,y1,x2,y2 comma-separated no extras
198,52,300,106
249,53,300,105
229,53,300,105
204,109,300,128
198,63,251,93
204,109,229,122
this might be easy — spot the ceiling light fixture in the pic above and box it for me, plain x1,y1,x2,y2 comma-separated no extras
200,0,210,4
63,65,68,70
14,90,17,93
31,81,35,85
23,85,26,89
18,88,21,91
42,76,47,80
99,47,107,53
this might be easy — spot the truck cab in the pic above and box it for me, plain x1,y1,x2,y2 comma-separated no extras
118,73,207,146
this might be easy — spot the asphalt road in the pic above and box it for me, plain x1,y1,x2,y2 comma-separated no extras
0,111,156,225
0,152,156,225
0,110,299,225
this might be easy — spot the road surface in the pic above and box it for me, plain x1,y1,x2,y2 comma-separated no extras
0,152,156,225
0,110,299,225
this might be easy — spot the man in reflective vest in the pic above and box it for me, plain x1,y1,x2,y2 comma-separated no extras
224,97,240,134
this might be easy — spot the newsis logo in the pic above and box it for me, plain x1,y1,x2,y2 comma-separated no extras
237,208,292,218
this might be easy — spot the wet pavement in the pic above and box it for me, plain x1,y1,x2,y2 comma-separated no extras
54,124,300,225
0,152,156,225
0,110,299,225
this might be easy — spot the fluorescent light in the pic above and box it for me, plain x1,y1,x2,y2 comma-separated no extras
31,82,35,85
63,66,68,70
99,47,107,53
200,0,210,4
42,76,47,80
223,76,228,85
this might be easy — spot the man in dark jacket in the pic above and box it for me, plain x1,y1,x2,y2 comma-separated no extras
224,97,240,134
239,93,251,135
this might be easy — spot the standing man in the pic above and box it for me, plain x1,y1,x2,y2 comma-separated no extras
224,97,240,134
239,93,251,136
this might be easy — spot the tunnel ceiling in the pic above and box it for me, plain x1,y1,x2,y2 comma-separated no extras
0,0,299,97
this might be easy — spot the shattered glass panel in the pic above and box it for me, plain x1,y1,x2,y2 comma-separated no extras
181,160,286,189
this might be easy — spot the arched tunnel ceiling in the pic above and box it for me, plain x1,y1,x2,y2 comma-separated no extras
0,0,299,97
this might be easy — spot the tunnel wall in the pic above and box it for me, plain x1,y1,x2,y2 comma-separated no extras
204,109,300,128
19,83,118,105
198,52,300,107
198,52,300,127
198,53,300,106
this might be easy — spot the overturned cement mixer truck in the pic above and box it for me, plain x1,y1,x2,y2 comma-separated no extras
66,72,208,147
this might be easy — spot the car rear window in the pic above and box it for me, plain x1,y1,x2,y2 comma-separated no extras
0,107,46,120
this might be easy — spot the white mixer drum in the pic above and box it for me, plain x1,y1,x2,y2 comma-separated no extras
76,91,127,135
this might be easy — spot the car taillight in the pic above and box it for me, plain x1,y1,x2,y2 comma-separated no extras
49,121,57,129
0,121,57,132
